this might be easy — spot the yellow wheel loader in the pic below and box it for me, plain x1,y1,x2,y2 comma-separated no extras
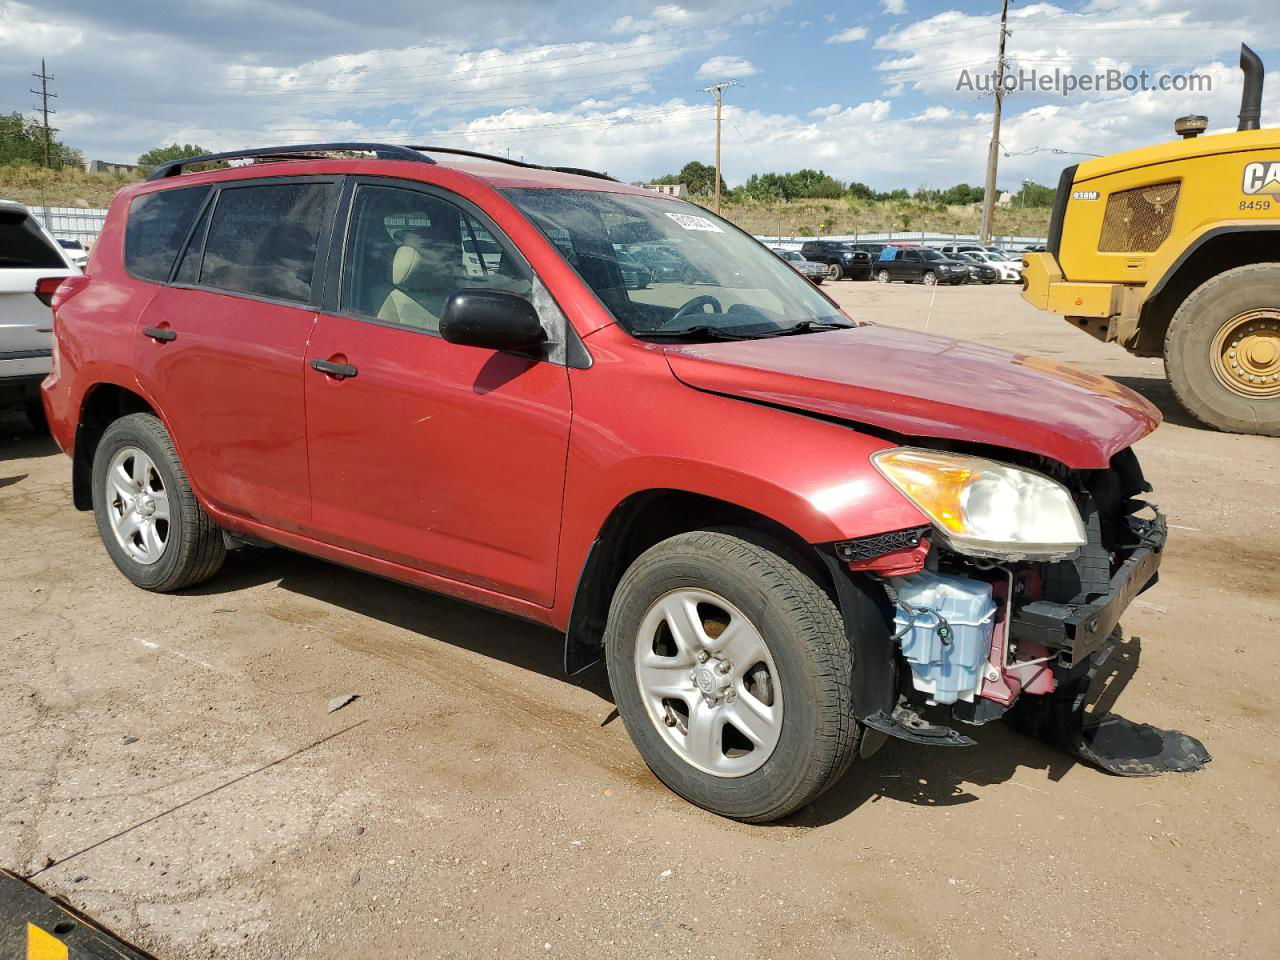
1022,44,1280,435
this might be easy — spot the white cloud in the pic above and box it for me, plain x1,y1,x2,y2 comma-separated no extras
809,103,844,117
696,55,758,79
611,5,695,35
882,0,907,14
827,26,868,44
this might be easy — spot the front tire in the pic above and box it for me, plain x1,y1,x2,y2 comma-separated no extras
923,271,938,286
605,530,858,822
1164,263,1280,435
91,413,226,591
827,263,844,281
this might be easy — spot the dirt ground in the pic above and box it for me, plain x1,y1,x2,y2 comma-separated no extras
2,282,1278,960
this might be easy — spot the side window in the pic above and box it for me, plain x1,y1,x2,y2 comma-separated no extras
903,250,920,262
124,186,210,282
200,182,333,303
341,184,532,332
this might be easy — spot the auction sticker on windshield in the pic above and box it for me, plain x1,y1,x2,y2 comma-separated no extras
665,212,723,232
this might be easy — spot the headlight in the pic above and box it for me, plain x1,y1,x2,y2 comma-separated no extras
871,448,1086,560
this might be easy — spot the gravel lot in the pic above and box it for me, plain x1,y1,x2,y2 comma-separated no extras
2,281,1278,959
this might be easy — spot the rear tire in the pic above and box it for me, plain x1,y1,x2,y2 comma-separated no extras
876,269,891,284
1164,263,1280,435
605,529,859,822
91,413,226,591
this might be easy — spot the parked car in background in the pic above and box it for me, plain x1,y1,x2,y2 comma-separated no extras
797,240,872,281
56,237,89,267
41,142,1180,822
1,199,80,429
951,252,1000,284
847,242,886,258
962,250,1023,283
874,246,967,285
615,248,653,289
770,248,825,284
624,243,712,284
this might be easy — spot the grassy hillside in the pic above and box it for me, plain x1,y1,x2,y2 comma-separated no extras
715,196,1051,239
0,164,142,208
0,164,1052,238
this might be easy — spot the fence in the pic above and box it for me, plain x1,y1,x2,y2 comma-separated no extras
754,231,1046,249
26,209,1047,256
28,206,108,245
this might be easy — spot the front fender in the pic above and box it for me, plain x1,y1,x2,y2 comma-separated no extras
551,335,929,630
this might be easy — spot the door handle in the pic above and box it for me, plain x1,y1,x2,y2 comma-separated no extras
143,326,177,342
310,357,358,379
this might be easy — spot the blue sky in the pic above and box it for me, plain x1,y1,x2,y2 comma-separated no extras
3,0,1276,191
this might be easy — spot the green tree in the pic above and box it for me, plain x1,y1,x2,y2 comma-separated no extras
1013,180,1055,206
651,160,726,197
137,143,210,175
0,112,83,168
845,181,875,201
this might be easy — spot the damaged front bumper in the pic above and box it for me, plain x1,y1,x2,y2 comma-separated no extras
823,505,1209,775
1011,511,1165,667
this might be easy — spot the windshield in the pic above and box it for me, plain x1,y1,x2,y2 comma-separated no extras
921,249,948,261
503,188,849,339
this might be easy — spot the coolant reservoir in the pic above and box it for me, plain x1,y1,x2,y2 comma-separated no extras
890,572,997,704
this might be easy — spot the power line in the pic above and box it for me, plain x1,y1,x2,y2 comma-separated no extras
979,0,1010,244
702,79,737,214
30,58,57,168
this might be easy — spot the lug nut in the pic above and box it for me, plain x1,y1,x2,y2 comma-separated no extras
695,651,709,663
715,661,731,675
725,689,736,703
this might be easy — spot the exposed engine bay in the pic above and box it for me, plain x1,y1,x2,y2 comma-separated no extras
831,447,1211,776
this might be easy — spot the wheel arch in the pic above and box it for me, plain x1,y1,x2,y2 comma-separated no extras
1137,226,1280,356
563,489,839,675
72,382,159,510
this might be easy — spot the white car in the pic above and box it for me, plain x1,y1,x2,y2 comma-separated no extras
55,237,90,267
1,200,80,429
961,250,1023,283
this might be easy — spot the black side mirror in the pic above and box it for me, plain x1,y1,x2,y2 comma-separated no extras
440,289,546,354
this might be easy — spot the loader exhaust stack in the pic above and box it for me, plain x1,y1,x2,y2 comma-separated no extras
1238,42,1264,132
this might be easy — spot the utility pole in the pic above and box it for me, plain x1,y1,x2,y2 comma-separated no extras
30,59,57,168
978,0,1009,244
702,80,738,214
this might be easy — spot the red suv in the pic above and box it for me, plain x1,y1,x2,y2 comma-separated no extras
41,143,1182,821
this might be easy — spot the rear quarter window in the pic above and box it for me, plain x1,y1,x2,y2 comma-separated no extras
0,210,65,269
125,186,211,282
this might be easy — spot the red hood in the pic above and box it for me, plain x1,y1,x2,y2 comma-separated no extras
663,325,1160,469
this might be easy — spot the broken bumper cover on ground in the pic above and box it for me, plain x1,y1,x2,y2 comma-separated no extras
1013,511,1166,667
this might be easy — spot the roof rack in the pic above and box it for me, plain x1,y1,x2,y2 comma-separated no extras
145,142,436,181
144,141,617,184
409,145,618,182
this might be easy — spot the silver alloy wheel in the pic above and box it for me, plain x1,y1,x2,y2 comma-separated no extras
876,270,890,283
105,446,171,565
923,271,938,286
633,588,783,778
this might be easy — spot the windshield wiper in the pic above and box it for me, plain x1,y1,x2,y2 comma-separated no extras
758,320,858,337
633,324,757,341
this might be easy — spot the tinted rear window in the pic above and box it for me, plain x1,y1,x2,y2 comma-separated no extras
199,183,332,303
125,187,210,282
0,211,65,269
